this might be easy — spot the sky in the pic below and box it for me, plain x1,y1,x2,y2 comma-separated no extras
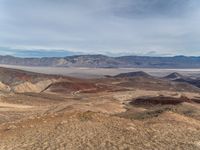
0,0,200,57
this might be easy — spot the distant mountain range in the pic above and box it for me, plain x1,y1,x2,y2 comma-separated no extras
0,54,200,68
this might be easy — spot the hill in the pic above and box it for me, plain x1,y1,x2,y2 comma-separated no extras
114,71,152,78
164,72,200,88
164,72,185,80
0,67,200,149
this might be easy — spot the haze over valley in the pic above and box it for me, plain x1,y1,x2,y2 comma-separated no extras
1,0,200,149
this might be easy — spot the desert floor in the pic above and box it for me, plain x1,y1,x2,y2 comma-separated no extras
0,67,200,149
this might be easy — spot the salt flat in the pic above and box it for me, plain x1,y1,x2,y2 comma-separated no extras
0,64,200,78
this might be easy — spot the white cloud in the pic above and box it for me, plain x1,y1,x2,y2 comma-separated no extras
0,0,200,56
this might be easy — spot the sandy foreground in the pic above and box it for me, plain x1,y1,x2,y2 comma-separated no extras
0,89,200,150
0,66,199,149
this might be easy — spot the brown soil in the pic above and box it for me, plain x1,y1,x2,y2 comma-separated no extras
46,81,97,93
0,111,200,150
131,96,192,106
0,67,200,149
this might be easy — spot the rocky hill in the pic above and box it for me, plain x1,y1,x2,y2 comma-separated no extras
114,71,152,78
164,72,200,88
164,72,185,80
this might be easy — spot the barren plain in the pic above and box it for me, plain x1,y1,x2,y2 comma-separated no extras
0,67,200,149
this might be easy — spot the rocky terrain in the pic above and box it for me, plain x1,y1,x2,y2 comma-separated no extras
164,72,200,88
0,68,200,149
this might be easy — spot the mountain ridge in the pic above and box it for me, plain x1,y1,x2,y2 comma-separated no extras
0,54,200,68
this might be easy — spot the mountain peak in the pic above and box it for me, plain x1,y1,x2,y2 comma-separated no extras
114,71,151,78
164,72,184,80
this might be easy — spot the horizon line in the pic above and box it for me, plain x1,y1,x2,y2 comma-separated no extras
0,54,199,59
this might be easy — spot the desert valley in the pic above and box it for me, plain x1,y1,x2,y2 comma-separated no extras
0,66,200,149
2,0,200,149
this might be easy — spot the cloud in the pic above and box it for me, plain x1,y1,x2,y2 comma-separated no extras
0,47,84,57
0,0,200,56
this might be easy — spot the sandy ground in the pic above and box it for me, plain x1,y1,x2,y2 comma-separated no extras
0,67,200,149
0,108,200,150
0,102,33,109
0,88,200,149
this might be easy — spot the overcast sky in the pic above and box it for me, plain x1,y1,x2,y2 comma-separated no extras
0,0,200,56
